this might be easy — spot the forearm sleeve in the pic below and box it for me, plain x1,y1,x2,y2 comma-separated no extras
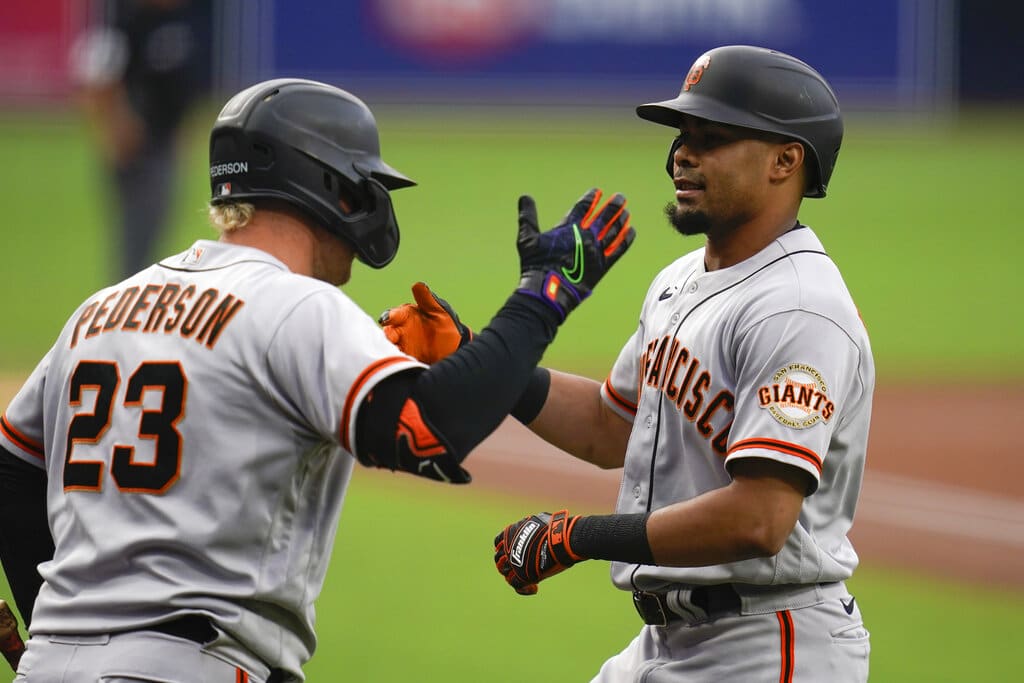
0,447,53,623
570,513,655,565
355,293,560,469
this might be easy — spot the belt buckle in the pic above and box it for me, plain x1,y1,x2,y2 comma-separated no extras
632,591,669,627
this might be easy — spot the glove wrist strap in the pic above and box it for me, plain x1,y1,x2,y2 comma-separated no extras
517,271,582,321
548,510,583,564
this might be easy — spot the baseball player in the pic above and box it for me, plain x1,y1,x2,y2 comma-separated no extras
0,78,634,681
382,46,874,681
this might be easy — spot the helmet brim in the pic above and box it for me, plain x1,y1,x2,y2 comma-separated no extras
637,98,828,199
637,97,786,136
371,161,416,190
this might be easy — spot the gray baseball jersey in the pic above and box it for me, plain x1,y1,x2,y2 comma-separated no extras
600,226,874,592
0,240,425,679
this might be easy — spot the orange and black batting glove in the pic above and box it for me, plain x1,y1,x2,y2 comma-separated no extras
378,282,473,364
494,509,583,596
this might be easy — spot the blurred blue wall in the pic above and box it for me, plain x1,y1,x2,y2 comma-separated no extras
1,0,1020,109
218,0,952,111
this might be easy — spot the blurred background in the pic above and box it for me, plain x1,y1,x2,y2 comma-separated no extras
1,1,1022,680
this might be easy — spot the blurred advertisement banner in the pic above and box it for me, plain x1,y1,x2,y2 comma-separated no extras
263,0,956,111
1,0,959,111
0,0,87,102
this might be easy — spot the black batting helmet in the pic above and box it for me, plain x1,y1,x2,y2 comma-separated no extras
636,45,843,198
209,78,414,268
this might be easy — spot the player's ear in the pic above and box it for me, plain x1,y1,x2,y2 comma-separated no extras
769,140,805,188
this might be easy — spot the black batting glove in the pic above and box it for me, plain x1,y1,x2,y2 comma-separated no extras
516,189,635,321
494,509,583,596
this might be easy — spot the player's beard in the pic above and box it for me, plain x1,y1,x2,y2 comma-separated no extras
663,202,712,237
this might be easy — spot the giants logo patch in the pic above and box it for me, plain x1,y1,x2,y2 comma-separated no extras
757,363,835,429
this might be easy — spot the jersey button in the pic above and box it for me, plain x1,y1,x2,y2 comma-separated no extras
645,415,653,428
688,282,698,293
670,313,680,324
633,484,642,499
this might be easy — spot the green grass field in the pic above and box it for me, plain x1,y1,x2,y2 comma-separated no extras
2,105,1022,379
1,106,1022,680
3,470,1018,681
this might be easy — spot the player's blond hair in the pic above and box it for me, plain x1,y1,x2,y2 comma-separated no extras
208,202,256,233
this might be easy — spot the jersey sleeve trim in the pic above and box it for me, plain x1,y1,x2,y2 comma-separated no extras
602,377,638,417
727,437,822,475
0,414,44,462
340,356,418,452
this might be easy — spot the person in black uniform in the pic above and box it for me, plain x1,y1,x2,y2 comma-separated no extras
71,0,212,279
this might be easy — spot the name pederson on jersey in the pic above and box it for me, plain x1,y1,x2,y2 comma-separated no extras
600,226,874,592
0,240,425,678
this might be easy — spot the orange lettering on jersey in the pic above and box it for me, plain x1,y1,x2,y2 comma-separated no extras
647,336,669,388
66,283,245,352
86,291,120,339
661,338,681,390
639,335,734,457
126,284,162,330
102,287,141,331
641,339,658,384
143,284,180,332
697,390,734,437
664,346,690,402
196,295,245,349
164,285,196,332
756,363,835,429
711,419,732,455
70,301,99,348
683,371,710,420
179,288,219,338
673,357,700,410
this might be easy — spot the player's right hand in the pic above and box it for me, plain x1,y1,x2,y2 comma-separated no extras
515,189,635,321
494,509,583,595
378,282,472,364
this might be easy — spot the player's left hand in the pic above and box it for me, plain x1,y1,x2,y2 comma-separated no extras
494,509,583,595
378,282,472,364
516,188,635,321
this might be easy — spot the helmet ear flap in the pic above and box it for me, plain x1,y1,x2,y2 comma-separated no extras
665,136,683,178
335,177,400,269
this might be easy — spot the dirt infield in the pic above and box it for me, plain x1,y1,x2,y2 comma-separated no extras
2,375,1021,589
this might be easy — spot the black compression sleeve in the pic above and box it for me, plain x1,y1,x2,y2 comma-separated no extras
355,293,560,463
0,447,54,624
510,367,551,424
569,513,655,565
408,293,560,458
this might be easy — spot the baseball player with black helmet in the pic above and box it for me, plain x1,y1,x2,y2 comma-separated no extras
0,78,634,681
382,45,873,681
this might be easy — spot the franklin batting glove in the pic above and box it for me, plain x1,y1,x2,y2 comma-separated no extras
516,189,635,321
378,282,472,363
494,509,583,596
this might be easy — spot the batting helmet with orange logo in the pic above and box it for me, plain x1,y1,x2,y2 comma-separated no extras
636,45,843,198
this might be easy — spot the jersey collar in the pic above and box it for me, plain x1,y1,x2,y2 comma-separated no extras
694,225,826,288
159,240,290,272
